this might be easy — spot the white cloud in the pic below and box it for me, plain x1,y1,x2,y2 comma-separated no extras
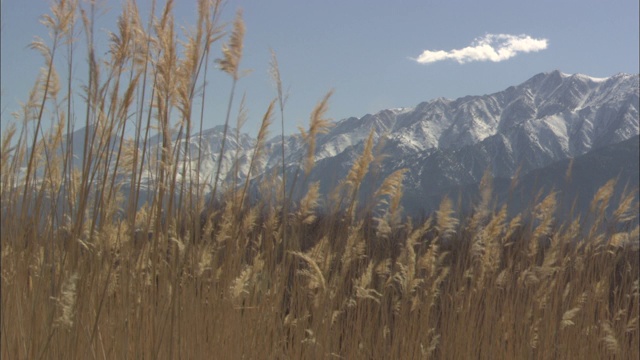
415,34,548,64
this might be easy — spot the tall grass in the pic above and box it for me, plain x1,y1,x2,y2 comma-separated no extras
1,1,638,359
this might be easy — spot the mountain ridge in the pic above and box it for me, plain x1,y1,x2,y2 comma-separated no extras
149,70,639,215
38,70,638,216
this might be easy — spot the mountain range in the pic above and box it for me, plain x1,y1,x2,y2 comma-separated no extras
169,70,638,216
41,70,639,218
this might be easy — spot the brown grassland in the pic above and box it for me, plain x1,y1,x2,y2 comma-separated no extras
1,1,638,359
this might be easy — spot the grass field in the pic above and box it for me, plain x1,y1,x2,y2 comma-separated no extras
1,1,638,358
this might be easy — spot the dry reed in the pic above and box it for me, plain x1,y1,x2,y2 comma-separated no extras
1,2,638,359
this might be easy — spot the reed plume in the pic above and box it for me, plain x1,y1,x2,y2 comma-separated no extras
211,10,245,203
300,91,334,176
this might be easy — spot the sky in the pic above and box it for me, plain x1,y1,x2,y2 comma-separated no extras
1,0,639,137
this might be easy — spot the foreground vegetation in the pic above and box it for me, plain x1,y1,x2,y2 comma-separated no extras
1,1,638,358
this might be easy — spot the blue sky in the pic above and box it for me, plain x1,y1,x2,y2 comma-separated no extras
1,0,638,136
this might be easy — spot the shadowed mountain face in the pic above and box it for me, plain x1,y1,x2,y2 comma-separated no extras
504,134,639,219
406,135,639,219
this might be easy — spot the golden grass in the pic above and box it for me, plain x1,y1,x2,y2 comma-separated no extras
1,1,638,359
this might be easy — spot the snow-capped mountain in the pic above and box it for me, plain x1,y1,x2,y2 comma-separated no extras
137,70,640,214
150,125,258,186
258,70,637,213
